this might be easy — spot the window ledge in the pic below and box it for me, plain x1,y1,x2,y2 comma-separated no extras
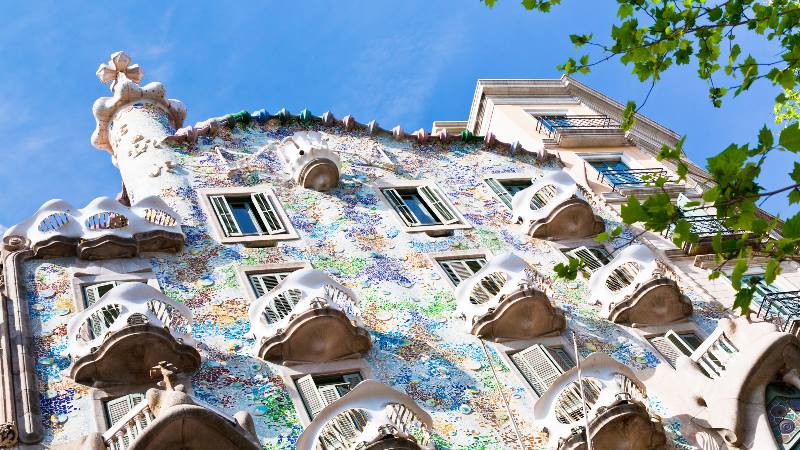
401,222,472,237
218,232,299,247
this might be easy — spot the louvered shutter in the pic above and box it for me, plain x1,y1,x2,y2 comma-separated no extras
565,246,608,272
439,259,483,286
383,189,419,226
485,178,513,208
417,185,459,224
251,193,286,234
249,272,289,298
210,195,242,236
105,393,144,427
83,281,118,308
296,375,325,419
648,335,681,367
342,373,363,388
318,385,361,443
511,344,572,396
650,330,699,367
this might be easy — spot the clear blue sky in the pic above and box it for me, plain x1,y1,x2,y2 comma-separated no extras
0,1,796,230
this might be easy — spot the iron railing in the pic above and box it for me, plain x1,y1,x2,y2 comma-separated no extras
596,168,670,190
755,290,800,335
662,213,735,239
535,115,619,136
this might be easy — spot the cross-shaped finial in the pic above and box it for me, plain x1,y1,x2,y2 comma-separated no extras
96,51,143,91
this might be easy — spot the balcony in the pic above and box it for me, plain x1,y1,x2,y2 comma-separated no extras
65,283,200,387
533,353,666,450
676,317,800,448
662,213,747,255
587,244,692,325
101,386,259,450
512,170,605,240
534,115,628,148
248,268,371,365
296,380,433,450
595,167,684,197
3,195,184,259
278,131,341,191
454,252,565,341
754,290,800,336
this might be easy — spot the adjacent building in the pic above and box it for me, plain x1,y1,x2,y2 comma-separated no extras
0,51,798,449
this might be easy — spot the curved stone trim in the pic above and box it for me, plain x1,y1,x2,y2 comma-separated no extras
257,307,371,365
471,287,565,341
590,244,689,325
70,324,201,387
527,197,605,239
4,195,184,260
296,380,434,450
278,131,342,191
559,402,667,450
608,277,693,325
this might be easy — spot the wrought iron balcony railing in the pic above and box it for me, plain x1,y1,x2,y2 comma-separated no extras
535,114,619,136
662,213,736,239
596,168,671,191
754,290,800,335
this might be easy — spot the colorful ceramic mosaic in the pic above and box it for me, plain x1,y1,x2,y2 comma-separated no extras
23,107,733,449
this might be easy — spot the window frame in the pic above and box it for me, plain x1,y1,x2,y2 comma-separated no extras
482,174,536,210
561,245,612,272
278,359,373,426
428,250,492,288
493,335,572,402
374,179,471,236
198,186,299,246
632,323,705,368
235,262,311,304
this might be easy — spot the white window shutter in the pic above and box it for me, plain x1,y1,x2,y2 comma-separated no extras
485,178,513,208
251,193,286,235
418,185,459,225
439,260,478,286
249,272,288,298
318,385,362,442
511,344,570,396
296,375,325,419
105,393,142,426
342,373,363,388
383,189,419,226
209,195,242,236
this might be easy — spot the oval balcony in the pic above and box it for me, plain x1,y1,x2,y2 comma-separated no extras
588,244,692,325
278,131,341,191
100,386,259,450
454,252,565,341
533,353,667,450
65,283,200,387
248,268,371,365
4,195,183,260
296,380,433,450
676,317,800,449
511,170,604,240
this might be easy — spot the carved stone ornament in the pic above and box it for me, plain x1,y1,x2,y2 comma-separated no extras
0,422,17,448
278,131,341,191
92,51,186,156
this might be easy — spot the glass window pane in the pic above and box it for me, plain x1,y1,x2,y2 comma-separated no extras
500,179,533,196
401,193,439,225
228,200,260,235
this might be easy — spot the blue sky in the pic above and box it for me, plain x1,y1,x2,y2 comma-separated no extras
0,1,796,230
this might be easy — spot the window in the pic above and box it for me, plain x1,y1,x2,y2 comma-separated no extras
563,246,612,272
248,271,293,298
485,177,533,209
104,393,145,427
382,185,459,227
648,330,703,368
82,280,147,339
295,372,367,441
589,159,643,187
436,256,506,304
200,187,298,245
511,344,575,396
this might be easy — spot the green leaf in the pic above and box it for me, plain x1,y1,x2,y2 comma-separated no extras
784,213,800,239
758,125,774,150
779,123,800,152
733,288,754,315
791,162,800,183
618,3,634,18
789,189,800,205
765,259,781,285
593,231,609,242
730,259,748,289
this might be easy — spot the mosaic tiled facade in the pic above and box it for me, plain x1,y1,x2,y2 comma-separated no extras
1,51,799,450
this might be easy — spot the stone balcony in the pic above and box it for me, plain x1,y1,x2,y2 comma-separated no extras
3,195,183,260
247,268,371,365
296,380,433,450
65,283,200,387
535,115,628,148
278,131,341,191
95,386,259,450
587,244,692,326
533,353,667,450
512,170,604,240
454,252,565,341
676,317,800,449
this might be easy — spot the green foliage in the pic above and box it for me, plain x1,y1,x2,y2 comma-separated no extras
481,0,800,315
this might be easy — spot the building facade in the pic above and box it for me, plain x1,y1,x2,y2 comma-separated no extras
0,51,798,449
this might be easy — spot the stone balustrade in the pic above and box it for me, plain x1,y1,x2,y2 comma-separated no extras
248,268,370,365
296,380,433,450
